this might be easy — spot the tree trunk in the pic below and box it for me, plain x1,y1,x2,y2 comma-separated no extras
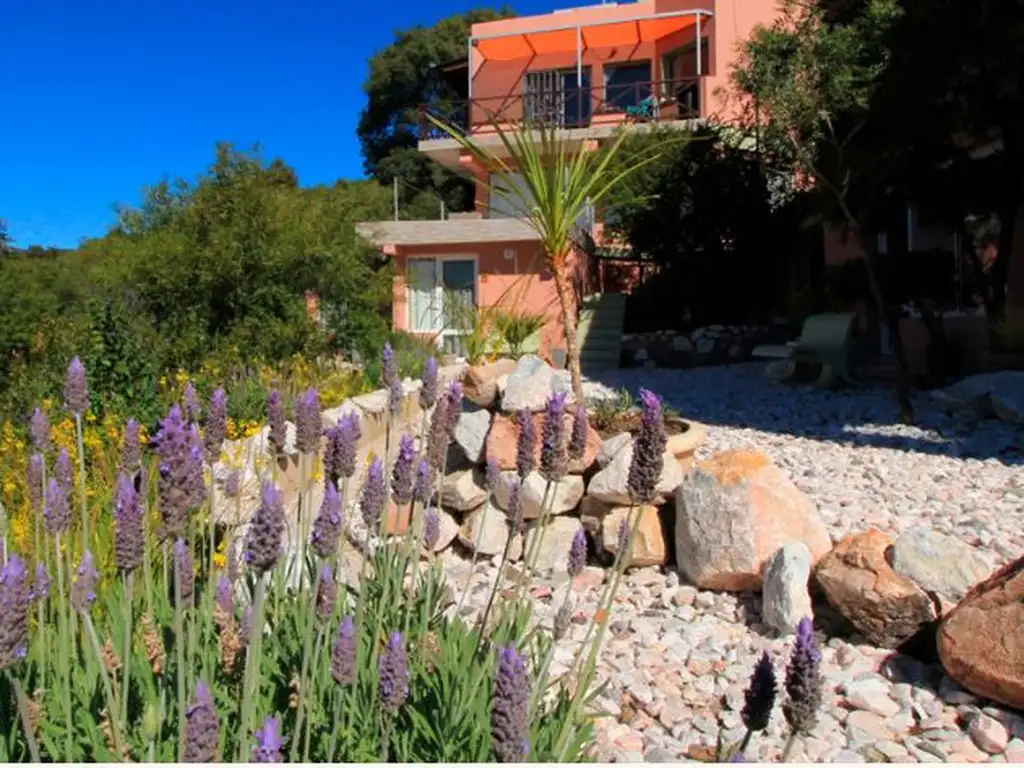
551,258,585,405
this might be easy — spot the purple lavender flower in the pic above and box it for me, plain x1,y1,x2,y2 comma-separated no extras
252,715,285,763
413,458,433,505
567,528,586,578
114,472,144,572
224,469,241,499
383,343,403,416
360,457,386,532
32,563,50,603
729,752,747,763
505,477,524,534
425,396,450,471
324,412,361,484
215,575,234,618
295,388,322,455
626,389,666,505
419,356,439,410
378,631,409,714
174,538,195,604
227,543,240,583
617,517,631,559
187,424,207,508
391,433,416,506
515,409,536,479
485,457,502,496
30,407,50,453
43,477,70,535
423,506,440,551
783,617,823,734
241,606,254,645
742,652,777,734
568,404,588,462
442,382,463,437
492,645,531,762
267,389,286,457
315,564,337,622
245,482,286,574
27,453,44,511
205,389,228,462
183,381,201,423
0,555,32,669
155,405,204,538
55,447,74,493
331,615,357,687
71,550,99,614
311,481,344,560
540,392,568,482
121,418,142,473
64,357,89,415
183,681,220,762
553,601,571,640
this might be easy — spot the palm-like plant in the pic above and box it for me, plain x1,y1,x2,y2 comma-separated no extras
425,113,670,402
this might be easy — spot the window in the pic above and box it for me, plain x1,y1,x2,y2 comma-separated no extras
604,61,652,110
407,257,478,355
525,68,592,128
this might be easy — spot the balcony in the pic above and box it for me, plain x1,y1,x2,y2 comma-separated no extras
418,76,703,141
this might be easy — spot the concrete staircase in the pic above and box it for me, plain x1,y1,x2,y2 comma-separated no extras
578,292,627,373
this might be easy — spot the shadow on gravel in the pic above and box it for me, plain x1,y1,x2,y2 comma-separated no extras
585,363,1024,467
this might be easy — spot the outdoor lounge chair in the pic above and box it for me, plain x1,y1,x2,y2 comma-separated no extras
751,312,859,387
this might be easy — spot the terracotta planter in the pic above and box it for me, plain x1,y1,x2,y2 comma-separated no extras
664,416,707,472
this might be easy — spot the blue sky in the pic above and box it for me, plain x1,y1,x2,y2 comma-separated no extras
2,0,557,249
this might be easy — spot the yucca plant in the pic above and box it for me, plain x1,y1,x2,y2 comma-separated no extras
426,112,676,403
492,308,546,359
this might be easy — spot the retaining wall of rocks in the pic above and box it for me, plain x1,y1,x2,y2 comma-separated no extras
622,324,785,369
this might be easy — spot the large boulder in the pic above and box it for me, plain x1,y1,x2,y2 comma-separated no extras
600,504,667,568
673,450,831,591
890,526,993,603
500,354,572,412
493,471,584,519
454,407,492,464
486,412,600,474
463,358,518,408
441,467,489,512
816,529,936,648
458,501,522,558
938,555,1024,709
762,542,814,635
523,516,584,574
588,438,683,505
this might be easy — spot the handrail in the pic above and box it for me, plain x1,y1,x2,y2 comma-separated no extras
418,77,702,140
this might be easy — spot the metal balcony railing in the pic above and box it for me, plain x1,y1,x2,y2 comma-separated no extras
419,77,703,140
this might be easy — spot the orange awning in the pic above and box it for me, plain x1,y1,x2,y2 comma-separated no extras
474,13,700,62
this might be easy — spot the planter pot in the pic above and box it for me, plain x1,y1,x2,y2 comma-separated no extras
665,416,707,472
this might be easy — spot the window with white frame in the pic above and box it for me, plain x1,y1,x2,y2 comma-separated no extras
407,257,477,354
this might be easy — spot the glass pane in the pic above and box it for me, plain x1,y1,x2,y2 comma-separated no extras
562,70,592,126
606,61,652,110
441,260,475,331
408,260,439,332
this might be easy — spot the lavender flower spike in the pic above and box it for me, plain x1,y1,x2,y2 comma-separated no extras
71,550,99,614
245,482,286,574
331,615,357,687
174,538,195,604
568,403,589,462
626,388,666,505
121,418,142,473
183,381,201,423
30,407,51,453
742,652,777,734
443,382,463,437
383,342,402,415
114,472,145,572
360,457,386,533
311,482,344,559
391,433,416,506
505,477,524,534
43,477,70,535
515,409,536,479
0,555,32,669
32,563,50,602
55,446,74,492
419,356,439,411
567,528,586,578
267,389,286,457
155,405,203,538
214,575,234,619
205,389,228,462
315,564,337,622
485,457,502,496
413,458,433,505
425,396,450,471
224,469,241,499
378,631,410,714
295,388,322,455
423,506,440,552
539,392,568,482
252,715,285,763
183,681,220,763
64,356,89,415
27,454,43,511
783,617,823,734
492,645,531,762
324,412,361,484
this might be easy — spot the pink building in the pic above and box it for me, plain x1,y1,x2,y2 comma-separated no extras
356,0,783,359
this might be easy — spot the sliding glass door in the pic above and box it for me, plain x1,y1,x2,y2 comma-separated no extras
407,257,477,355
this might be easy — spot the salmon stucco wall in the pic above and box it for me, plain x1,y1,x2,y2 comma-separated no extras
389,241,589,361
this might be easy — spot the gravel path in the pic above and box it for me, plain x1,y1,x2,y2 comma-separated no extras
452,364,1024,763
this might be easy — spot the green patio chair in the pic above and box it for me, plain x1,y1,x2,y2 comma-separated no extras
625,95,657,120
752,312,859,387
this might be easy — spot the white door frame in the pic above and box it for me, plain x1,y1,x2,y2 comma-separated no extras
405,254,479,350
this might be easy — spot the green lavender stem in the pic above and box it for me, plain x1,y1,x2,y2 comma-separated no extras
121,571,134,732
85,613,124,757
174,559,187,761
54,534,74,761
290,565,324,762
8,672,41,762
302,626,327,762
780,730,800,762
237,576,268,761
327,688,346,762
73,413,89,552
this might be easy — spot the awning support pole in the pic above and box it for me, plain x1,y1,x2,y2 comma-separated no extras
695,14,702,76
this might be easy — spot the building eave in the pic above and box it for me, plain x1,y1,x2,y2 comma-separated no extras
355,218,542,247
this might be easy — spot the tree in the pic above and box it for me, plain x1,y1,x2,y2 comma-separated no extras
428,115,666,403
733,0,922,421
358,9,514,213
